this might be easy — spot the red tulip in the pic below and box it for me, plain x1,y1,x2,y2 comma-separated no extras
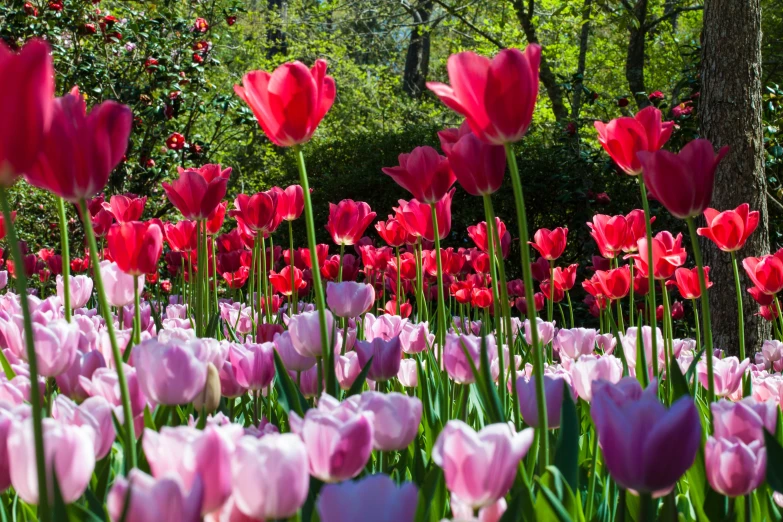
162,164,231,219
427,46,540,145
109,194,146,223
539,280,564,302
423,247,464,277
276,185,304,221
26,87,132,202
206,201,227,235
530,227,568,261
375,216,410,248
638,139,729,219
594,106,674,176
552,264,578,292
395,190,454,242
230,192,279,236
627,231,687,280
234,60,335,147
301,244,329,269
269,266,306,296
325,200,376,246
387,252,417,281
384,299,412,318
0,211,17,241
0,39,54,184
382,146,455,204
438,121,505,196
759,305,779,322
107,221,163,276
622,209,653,253
667,266,712,299
743,253,783,295
588,214,627,259
164,220,197,252
471,287,493,308
223,267,249,289
697,203,760,252
467,218,511,258
469,251,490,274
593,266,631,300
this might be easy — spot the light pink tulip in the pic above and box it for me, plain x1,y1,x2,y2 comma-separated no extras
274,331,316,372
295,365,322,397
364,312,407,341
400,320,434,354
621,326,665,372
219,361,246,398
762,340,783,364
204,495,262,522
133,337,208,405
56,275,93,309
107,469,203,522
288,309,337,358
698,356,750,398
443,333,497,384
228,343,275,391
79,365,147,417
570,355,623,402
554,327,596,360
56,349,106,401
231,433,309,519
317,474,418,522
432,420,533,509
711,398,777,444
705,436,765,497
100,261,144,307
355,335,403,382
326,281,375,318
52,395,115,460
358,391,422,450
397,358,419,388
335,351,361,390
524,318,555,346
451,497,508,522
0,406,14,492
8,417,95,504
595,333,616,354
30,319,79,377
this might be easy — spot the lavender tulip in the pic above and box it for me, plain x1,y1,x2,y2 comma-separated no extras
317,474,418,522
355,335,402,382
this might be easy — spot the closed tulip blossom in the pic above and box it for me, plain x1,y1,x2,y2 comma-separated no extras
30,319,79,377
443,333,497,384
593,106,674,176
355,335,403,382
55,350,106,402
667,266,712,299
100,261,144,307
395,190,455,242
231,433,309,520
109,194,146,223
25,86,132,201
228,343,275,391
317,474,418,522
427,46,541,145
382,146,455,203
335,351,361,390
621,326,665,372
697,356,750,398
628,232,687,280
56,275,93,309
133,338,208,405
523,318,556,346
107,469,203,522
107,221,163,276
554,328,597,360
397,359,419,388
588,214,628,259
590,378,701,495
326,281,375,317
438,121,506,196
273,331,316,372
705,436,766,497
325,199,377,246
697,203,760,252
592,266,631,300
530,227,568,261
432,420,534,508
231,191,280,236
516,374,573,429
289,394,374,482
288,309,337,358
163,164,232,220
269,266,306,296
743,253,783,295
276,184,305,221
358,391,422,450
637,139,729,219
234,59,335,147
570,355,624,401
399,320,434,354
467,218,511,258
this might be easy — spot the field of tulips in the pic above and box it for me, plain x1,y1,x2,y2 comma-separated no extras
3,35,783,522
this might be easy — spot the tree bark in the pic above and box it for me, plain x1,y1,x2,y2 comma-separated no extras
571,0,594,122
266,0,288,58
701,0,769,355
625,0,652,108
403,1,433,98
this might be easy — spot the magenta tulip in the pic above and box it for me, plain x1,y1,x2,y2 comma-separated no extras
358,391,422,450
107,469,203,522
325,199,377,246
382,146,455,204
326,281,375,318
228,343,275,391
133,338,208,405
317,474,418,522
438,121,506,196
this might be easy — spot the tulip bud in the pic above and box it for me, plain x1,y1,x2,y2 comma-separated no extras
193,363,221,414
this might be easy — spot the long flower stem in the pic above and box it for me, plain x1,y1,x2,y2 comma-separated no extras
79,199,136,471
629,261,635,327
504,143,548,471
133,282,141,346
294,145,334,395
429,204,447,360
395,246,402,315
56,197,71,321
638,178,659,382
692,299,702,354
288,221,297,314
482,196,507,410
212,236,219,316
686,217,714,419
731,252,747,366
260,236,271,325
0,188,49,518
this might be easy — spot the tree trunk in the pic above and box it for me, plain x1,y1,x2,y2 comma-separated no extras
266,0,288,58
701,0,769,356
625,0,652,108
403,1,433,98
571,0,594,122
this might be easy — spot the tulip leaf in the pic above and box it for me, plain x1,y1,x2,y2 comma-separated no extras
535,482,575,522
764,429,783,493
534,467,583,522
554,381,579,493
479,334,505,423
668,353,691,400
69,504,104,522
415,466,447,522
635,314,650,389
82,485,108,522
94,454,113,503
347,355,373,397
205,312,221,338
51,470,70,522
272,349,307,418
684,446,711,522
701,482,728,522
499,464,536,522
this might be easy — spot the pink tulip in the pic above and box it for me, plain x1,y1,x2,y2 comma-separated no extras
100,261,144,307
517,373,574,428
79,365,147,417
335,351,361,390
231,433,309,519
438,121,506,196
219,361,246,398
29,319,79,377
711,398,777,444
288,309,337,358
52,395,115,460
56,275,93,309
451,498,507,522
289,394,374,482
358,391,422,450
364,312,407,341
133,338,208,405
523,318,556,346
621,326,665,372
0,39,54,183
426,46,541,145
382,146,456,204
228,343,275,391
705,436,765,497
317,474,418,522
325,200,377,246
697,356,750,398
143,424,242,514
554,327,597,360
399,320,434,354
204,495,262,522
432,420,534,508
397,359,419,388
0,406,14,492
762,340,783,364
8,417,96,504
326,281,375,318
570,355,623,402
355,335,402,382
274,331,316,372
443,333,497,384
107,469,203,522
0,271,6,290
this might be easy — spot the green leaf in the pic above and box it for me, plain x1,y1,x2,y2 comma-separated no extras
346,356,373,397
764,428,783,492
554,381,579,493
272,349,307,418
668,353,691,400
415,466,447,522
535,482,575,522
205,313,221,338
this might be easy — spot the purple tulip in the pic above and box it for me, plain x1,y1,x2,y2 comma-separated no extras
516,373,574,429
326,281,375,318
133,338,208,405
358,391,422,450
317,474,418,522
228,342,275,391
355,335,402,382
107,469,203,522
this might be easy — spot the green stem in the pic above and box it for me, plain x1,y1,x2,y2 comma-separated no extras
586,428,600,520
629,261,635,327
395,246,402,315
693,299,701,353
56,197,71,321
429,203,447,360
212,236,219,316
504,143,548,470
482,196,507,410
566,290,574,329
548,261,554,323
288,221,297,314
338,243,344,283
133,281,141,346
261,235,271,325
0,188,49,519
638,178,659,382
294,145,334,395
731,251,747,364
79,199,136,471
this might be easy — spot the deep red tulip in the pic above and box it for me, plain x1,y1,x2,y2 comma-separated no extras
0,39,54,184
594,106,674,176
627,231,687,280
26,87,132,201
387,252,417,281
552,263,578,292
234,60,335,147
748,285,774,306
276,185,304,221
382,146,455,204
638,139,729,219
166,132,185,150
162,164,231,219
375,216,410,248
321,254,359,282
743,253,783,295
216,229,245,253
206,201,227,235
667,266,712,299
467,218,511,258
593,266,631,300
269,266,306,296
471,287,493,308
530,227,568,261
325,200,376,246
633,271,650,296
107,221,163,276
164,221,197,252
507,279,525,297
531,256,550,282
539,280,564,302
223,267,249,289
697,203,760,253
427,46,541,145
395,189,454,242
301,244,329,269
516,293,545,315
588,255,611,273
588,214,627,259
622,209,653,253
438,121,505,196
109,194,146,223
230,192,279,236
0,211,16,241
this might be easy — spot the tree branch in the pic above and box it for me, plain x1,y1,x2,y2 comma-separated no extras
645,5,703,30
431,0,506,48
